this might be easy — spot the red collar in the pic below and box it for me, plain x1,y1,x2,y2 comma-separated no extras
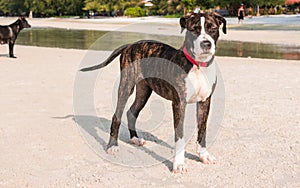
182,46,214,67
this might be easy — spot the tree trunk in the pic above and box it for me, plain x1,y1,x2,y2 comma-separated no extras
29,10,33,18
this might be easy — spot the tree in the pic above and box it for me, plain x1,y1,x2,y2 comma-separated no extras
167,0,183,14
83,0,102,12
24,0,46,17
195,0,215,9
0,0,289,17
151,0,168,15
181,0,196,13
26,0,84,17
0,0,10,15
10,0,27,15
0,0,26,16
83,0,142,16
68,0,85,15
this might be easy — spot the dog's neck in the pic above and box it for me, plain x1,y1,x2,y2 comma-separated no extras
9,21,22,34
182,46,214,68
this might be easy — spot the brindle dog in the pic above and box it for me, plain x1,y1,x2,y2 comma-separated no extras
81,12,226,173
0,17,31,58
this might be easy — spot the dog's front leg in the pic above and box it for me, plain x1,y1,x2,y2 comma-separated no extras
196,96,216,164
172,100,187,173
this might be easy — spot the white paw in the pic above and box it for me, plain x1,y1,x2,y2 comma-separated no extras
130,137,146,146
199,154,216,164
172,164,188,174
173,138,186,173
197,146,216,164
106,145,119,155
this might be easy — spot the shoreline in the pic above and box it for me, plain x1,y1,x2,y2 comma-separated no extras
1,16,300,46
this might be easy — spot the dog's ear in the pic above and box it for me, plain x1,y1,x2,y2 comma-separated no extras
179,16,187,33
179,12,195,33
212,12,227,34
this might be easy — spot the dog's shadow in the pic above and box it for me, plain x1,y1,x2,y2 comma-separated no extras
0,54,9,58
54,115,199,171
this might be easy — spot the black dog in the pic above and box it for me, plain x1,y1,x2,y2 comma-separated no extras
81,12,226,173
0,17,31,58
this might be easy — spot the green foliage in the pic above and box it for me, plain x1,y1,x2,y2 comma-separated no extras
151,0,168,15
166,0,183,14
0,0,290,17
83,0,102,12
181,0,196,12
0,0,84,16
24,0,46,14
164,13,184,18
125,7,146,17
83,0,142,13
0,0,9,13
0,0,27,15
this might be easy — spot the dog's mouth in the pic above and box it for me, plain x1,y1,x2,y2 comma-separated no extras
199,51,211,55
194,44,216,59
193,51,213,60
184,44,215,63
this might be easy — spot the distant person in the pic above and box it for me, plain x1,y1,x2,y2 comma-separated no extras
238,4,245,24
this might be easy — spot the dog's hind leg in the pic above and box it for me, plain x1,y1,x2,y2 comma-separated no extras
127,80,152,146
196,96,216,164
106,74,135,154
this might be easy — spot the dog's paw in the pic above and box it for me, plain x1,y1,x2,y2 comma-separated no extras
199,154,216,164
130,137,146,146
106,145,119,155
197,146,216,164
172,164,188,174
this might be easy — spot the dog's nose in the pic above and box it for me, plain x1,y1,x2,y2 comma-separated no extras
200,40,212,50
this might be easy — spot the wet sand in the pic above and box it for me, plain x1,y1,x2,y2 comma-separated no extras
1,16,300,45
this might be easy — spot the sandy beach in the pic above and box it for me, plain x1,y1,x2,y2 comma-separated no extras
0,17,299,187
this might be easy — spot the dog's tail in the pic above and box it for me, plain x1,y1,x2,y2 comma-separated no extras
80,44,129,72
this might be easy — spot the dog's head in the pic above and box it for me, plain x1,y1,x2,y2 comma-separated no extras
180,12,226,63
17,17,31,29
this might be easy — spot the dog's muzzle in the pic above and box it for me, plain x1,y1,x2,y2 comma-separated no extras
200,40,212,51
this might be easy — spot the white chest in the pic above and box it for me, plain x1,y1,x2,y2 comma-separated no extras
185,62,216,103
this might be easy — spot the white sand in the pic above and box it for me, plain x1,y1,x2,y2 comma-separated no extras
0,17,299,187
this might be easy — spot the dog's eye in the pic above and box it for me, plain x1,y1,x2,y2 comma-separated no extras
188,28,200,36
209,27,218,33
